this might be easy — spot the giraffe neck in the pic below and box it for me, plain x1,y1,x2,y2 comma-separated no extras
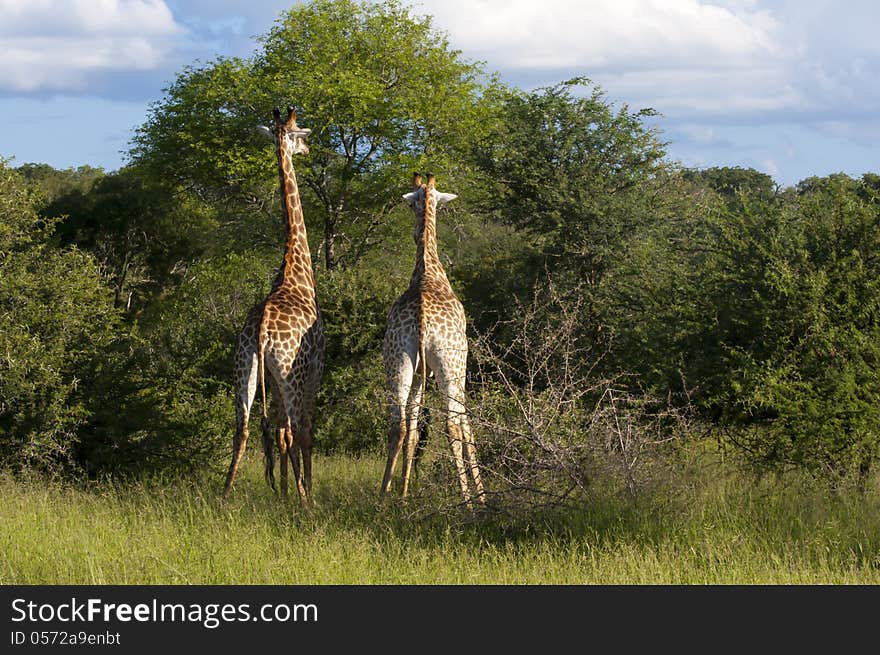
410,187,448,291
271,139,314,293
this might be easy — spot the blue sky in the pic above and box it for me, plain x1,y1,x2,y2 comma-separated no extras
1,0,877,187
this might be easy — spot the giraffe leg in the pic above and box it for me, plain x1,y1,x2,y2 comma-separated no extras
461,415,485,504
300,412,314,497
380,360,414,500
401,369,425,498
413,405,430,477
284,408,309,507
277,385,309,508
224,344,259,499
302,444,312,497
223,410,249,500
277,423,289,499
260,415,276,491
288,437,309,507
296,379,318,499
435,363,474,506
446,418,472,506
380,402,407,499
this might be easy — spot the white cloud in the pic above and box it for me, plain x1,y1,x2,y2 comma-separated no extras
0,0,184,92
757,156,780,178
416,0,880,119
409,0,880,186
418,0,782,72
414,0,807,120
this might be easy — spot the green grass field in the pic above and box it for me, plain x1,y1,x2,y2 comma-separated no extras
2,452,879,584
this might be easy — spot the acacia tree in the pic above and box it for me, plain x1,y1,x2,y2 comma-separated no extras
613,170,880,477
131,0,497,271
700,176,880,476
472,78,669,354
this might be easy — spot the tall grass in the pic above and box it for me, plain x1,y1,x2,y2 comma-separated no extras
2,451,879,584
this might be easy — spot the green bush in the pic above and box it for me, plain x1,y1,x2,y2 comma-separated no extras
316,256,405,452
706,176,880,474
0,162,120,473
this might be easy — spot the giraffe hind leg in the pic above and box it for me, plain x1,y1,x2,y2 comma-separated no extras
299,411,314,497
401,367,425,498
297,382,318,498
380,402,407,499
434,361,475,507
283,405,309,508
288,437,309,507
223,415,249,500
413,405,431,478
224,349,259,499
446,419,472,506
380,359,415,500
461,416,485,504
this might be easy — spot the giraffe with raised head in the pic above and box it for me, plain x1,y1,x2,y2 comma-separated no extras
223,106,324,505
380,173,484,506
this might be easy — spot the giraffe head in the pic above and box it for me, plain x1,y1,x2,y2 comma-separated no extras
256,106,311,156
402,173,457,243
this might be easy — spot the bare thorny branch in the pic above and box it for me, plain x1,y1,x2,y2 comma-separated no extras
406,279,696,522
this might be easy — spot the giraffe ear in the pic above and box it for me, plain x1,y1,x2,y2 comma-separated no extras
402,191,418,203
435,192,458,205
256,125,274,140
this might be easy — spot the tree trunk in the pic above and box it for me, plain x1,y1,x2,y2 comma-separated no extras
324,213,336,271
113,252,131,310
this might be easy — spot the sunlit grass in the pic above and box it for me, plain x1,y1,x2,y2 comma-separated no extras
2,452,879,584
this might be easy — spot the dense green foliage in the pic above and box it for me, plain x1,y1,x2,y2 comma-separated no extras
706,177,880,472
1,0,879,485
0,162,119,471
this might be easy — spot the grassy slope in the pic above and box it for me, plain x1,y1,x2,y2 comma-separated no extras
2,452,879,584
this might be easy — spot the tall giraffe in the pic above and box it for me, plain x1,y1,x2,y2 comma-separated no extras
380,173,484,505
223,106,324,505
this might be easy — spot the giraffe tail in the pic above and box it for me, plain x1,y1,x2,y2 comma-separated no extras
258,311,269,420
261,415,275,491
257,309,275,490
419,294,427,424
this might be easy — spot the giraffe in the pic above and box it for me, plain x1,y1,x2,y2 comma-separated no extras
380,173,485,506
223,106,324,505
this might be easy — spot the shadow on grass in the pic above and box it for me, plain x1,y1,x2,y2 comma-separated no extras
229,450,880,571
213,454,689,554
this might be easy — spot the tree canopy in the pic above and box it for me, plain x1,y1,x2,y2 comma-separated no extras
131,0,497,271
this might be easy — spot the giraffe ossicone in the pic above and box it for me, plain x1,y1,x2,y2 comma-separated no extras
223,106,324,507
